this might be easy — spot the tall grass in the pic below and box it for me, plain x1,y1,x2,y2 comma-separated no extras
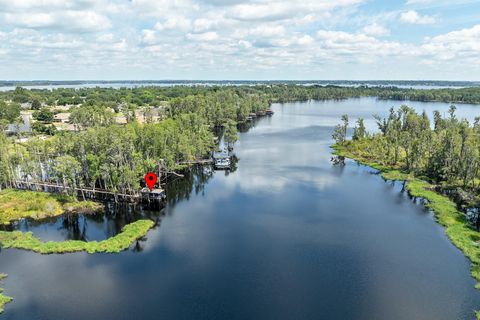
0,189,102,224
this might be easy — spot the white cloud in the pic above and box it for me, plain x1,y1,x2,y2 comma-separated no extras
0,0,97,12
2,7,111,32
225,0,364,21
298,35,314,46
362,23,390,37
186,31,219,41
420,24,480,62
406,0,433,4
155,17,192,32
0,0,479,80
400,10,435,24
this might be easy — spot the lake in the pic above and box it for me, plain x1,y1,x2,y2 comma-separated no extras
1,97,480,320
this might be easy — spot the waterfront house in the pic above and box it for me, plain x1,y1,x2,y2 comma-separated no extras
53,113,71,123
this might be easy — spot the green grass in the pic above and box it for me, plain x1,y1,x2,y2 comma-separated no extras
333,143,480,319
0,274,12,314
0,219,154,254
0,189,103,225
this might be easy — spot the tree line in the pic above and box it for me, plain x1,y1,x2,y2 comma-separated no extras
334,105,480,191
0,88,270,194
3,84,480,196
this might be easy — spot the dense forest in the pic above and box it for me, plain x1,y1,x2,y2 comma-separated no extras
2,84,480,196
333,105,480,211
0,86,270,194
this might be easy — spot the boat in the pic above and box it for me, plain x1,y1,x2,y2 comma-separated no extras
213,151,231,170
140,187,166,202
214,157,231,170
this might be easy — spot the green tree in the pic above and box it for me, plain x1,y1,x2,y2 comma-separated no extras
352,118,366,140
332,114,349,144
0,101,20,122
33,108,54,123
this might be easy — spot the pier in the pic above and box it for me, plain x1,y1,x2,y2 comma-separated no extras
11,180,165,204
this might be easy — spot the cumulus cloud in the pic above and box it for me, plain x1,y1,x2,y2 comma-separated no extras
406,0,433,4
362,23,390,37
186,31,219,41
0,0,478,79
400,10,435,24
421,24,480,62
4,11,111,32
226,0,364,21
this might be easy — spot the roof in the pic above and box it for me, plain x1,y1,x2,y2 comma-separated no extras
115,116,127,124
52,122,76,131
54,113,71,120
5,123,31,134
213,152,230,159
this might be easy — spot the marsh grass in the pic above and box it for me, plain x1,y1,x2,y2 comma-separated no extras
0,274,12,313
0,189,103,225
0,219,154,254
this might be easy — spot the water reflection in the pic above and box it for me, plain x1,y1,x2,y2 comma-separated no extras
1,166,218,242
2,98,480,320
0,203,163,242
166,165,215,205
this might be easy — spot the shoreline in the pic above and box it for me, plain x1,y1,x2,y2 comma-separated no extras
332,144,480,318
0,274,12,314
0,219,155,254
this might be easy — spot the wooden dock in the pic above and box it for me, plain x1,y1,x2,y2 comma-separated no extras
177,159,213,165
12,180,152,203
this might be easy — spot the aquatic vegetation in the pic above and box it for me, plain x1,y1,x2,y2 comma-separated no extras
0,219,154,254
0,274,12,313
0,189,102,225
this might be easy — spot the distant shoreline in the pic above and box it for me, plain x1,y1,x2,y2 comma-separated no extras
0,80,479,92
1,80,479,87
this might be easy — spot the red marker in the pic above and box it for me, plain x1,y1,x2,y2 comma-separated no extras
145,172,157,191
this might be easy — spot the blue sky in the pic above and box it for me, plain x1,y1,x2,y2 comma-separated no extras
0,0,479,80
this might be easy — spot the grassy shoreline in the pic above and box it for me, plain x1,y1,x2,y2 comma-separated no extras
0,189,103,225
333,143,480,318
0,274,12,314
0,219,155,254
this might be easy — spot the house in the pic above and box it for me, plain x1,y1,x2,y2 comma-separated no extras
5,112,33,136
52,122,76,132
53,113,71,123
5,123,32,135
20,102,32,109
135,107,165,124
115,116,128,125
52,105,72,112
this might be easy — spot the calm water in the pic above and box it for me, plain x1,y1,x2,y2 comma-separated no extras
2,98,480,320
